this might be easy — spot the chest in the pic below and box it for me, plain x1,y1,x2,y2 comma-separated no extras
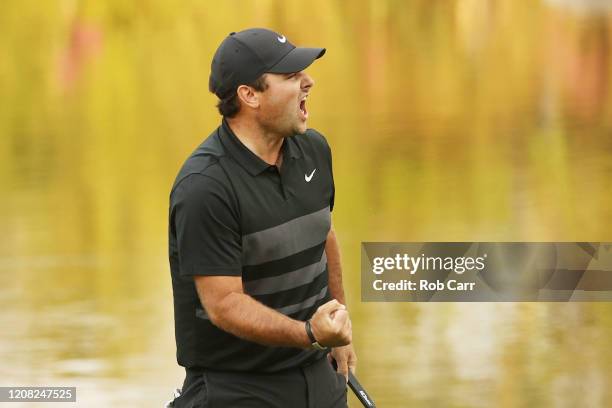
224,154,332,235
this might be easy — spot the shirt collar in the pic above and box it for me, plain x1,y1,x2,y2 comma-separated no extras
219,119,302,176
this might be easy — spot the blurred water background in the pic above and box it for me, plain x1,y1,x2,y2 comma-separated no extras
1,0,612,406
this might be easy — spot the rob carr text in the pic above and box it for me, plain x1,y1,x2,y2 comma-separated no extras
373,279,476,291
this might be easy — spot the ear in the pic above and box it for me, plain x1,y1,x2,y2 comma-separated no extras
236,85,260,109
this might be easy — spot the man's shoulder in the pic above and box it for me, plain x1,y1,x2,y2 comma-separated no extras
171,127,229,194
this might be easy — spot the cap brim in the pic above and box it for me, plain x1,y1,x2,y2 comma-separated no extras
266,47,326,74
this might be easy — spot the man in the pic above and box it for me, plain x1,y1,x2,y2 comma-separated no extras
168,28,356,408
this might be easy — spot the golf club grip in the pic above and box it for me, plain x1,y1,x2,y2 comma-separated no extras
348,371,376,408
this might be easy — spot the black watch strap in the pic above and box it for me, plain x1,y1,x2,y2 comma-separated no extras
305,320,327,351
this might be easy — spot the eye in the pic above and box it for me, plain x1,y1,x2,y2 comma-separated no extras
286,73,298,80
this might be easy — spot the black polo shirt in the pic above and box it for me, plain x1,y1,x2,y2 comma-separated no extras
168,120,335,372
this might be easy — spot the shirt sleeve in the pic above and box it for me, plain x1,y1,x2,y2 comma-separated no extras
171,173,242,276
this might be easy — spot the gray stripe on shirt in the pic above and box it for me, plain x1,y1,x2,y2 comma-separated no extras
241,206,331,266
244,252,327,296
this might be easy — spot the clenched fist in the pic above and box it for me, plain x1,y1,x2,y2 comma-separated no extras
309,299,352,347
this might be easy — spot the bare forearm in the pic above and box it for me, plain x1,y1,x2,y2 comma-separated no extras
326,227,346,304
210,292,311,348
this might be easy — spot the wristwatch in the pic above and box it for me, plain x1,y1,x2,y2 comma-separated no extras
305,319,327,351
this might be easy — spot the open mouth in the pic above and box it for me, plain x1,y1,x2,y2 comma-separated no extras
299,96,308,119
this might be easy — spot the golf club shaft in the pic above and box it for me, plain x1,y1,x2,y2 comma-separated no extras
348,371,376,408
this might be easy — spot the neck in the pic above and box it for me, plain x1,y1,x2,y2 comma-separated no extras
226,117,284,166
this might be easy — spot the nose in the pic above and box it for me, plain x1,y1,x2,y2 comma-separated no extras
301,72,314,91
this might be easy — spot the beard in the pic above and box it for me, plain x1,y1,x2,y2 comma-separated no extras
258,108,305,138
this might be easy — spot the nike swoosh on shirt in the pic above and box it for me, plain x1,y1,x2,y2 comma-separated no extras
305,169,316,182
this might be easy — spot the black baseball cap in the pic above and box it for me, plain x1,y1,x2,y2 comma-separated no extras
209,28,325,98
